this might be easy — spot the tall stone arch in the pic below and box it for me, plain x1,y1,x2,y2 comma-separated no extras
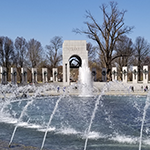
63,40,88,85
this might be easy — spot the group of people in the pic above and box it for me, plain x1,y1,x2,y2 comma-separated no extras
130,85,149,92
57,86,66,93
144,86,148,92
140,85,148,92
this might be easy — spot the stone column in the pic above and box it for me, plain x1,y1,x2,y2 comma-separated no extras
143,65,148,84
1,67,7,84
132,66,138,83
102,68,107,82
11,68,17,84
21,68,27,84
112,67,117,81
63,63,67,84
32,68,37,83
63,62,70,85
0,67,2,83
122,66,127,83
42,68,47,83
52,68,58,82
67,61,70,85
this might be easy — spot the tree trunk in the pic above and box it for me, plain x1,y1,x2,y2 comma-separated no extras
138,65,141,81
106,62,112,81
138,57,141,81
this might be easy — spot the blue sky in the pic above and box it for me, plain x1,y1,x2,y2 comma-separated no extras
0,0,150,47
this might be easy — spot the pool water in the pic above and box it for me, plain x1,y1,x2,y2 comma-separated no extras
0,95,150,150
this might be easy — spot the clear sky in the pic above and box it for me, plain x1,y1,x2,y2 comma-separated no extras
0,0,150,47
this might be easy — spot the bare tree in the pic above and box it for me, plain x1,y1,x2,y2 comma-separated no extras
114,36,134,79
27,38,43,68
0,37,5,66
87,42,96,62
14,37,28,82
134,36,150,80
73,2,133,80
87,42,99,76
15,37,27,67
116,36,134,66
0,36,15,80
46,36,62,69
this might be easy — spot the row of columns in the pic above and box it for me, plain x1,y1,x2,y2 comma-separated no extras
111,66,148,83
2,65,148,84
0,67,58,84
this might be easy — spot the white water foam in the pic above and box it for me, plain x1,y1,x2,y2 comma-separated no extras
57,127,80,135
82,131,106,140
17,122,29,127
143,138,150,145
0,113,48,131
17,122,42,130
38,127,56,132
0,112,17,124
111,134,138,144
40,126,105,140
27,124,42,129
